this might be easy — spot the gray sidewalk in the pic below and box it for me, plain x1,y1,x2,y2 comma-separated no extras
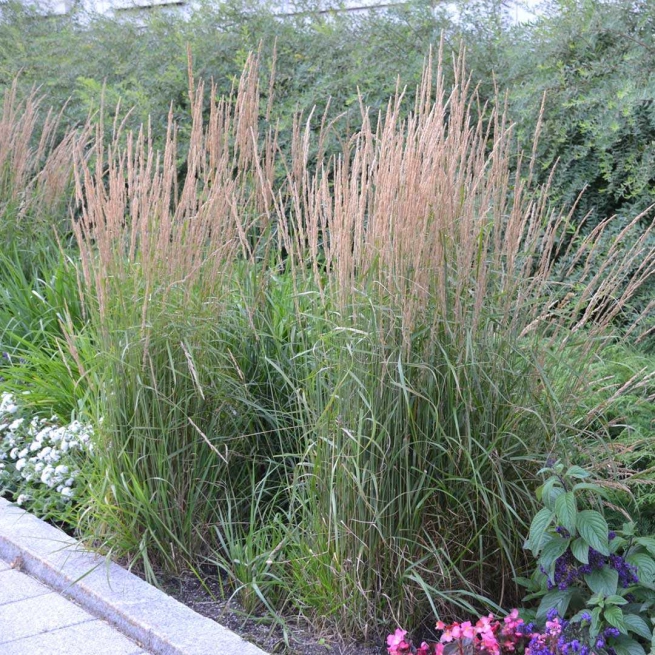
0,498,268,655
0,558,147,654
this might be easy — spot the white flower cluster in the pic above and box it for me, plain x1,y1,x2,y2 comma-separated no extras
0,392,18,415
0,392,93,506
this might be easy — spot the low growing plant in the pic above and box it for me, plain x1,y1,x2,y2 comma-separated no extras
388,461,655,654
0,391,92,522
519,461,655,655
386,608,575,654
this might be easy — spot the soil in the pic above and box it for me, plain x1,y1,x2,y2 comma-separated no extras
134,564,384,655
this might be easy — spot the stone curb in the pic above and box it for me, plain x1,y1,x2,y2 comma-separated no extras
0,497,269,655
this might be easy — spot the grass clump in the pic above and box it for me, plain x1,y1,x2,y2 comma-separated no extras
56,46,655,642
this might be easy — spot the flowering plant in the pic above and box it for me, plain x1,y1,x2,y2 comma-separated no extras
387,462,655,655
519,461,655,655
387,608,647,655
386,608,586,654
0,392,92,519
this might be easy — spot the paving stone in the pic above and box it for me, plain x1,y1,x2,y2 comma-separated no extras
0,569,51,605
0,591,93,643
0,498,268,654
3,618,146,655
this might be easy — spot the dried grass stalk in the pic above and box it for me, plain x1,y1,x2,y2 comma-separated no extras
73,47,654,345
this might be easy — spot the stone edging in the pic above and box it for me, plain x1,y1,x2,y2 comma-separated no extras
0,497,269,655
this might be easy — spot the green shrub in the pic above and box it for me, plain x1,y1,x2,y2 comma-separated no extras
521,461,655,655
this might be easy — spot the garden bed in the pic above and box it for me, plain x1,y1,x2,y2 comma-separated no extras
1,6,655,651
149,566,380,654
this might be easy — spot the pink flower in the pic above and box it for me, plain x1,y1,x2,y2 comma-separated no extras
502,609,524,633
545,618,562,637
390,608,529,655
440,624,457,643
480,631,501,655
461,621,476,639
387,628,410,653
450,623,463,640
504,609,520,624
476,614,496,632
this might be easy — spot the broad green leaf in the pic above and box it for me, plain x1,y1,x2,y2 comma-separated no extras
626,553,655,585
604,606,627,633
612,636,646,655
566,465,590,479
577,510,610,555
571,538,589,564
555,491,577,534
590,606,602,638
623,613,653,640
584,567,619,596
623,523,636,536
541,477,565,510
529,507,555,556
636,537,655,557
606,595,628,605
536,588,574,621
588,592,604,606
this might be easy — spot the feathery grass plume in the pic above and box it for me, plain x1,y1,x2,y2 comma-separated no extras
278,47,654,346
70,44,654,639
0,81,90,438
73,53,277,317
0,80,77,267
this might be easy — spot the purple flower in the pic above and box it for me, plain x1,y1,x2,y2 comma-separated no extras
609,554,639,587
546,608,559,621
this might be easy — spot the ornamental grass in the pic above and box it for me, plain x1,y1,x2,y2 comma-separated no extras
61,47,655,639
